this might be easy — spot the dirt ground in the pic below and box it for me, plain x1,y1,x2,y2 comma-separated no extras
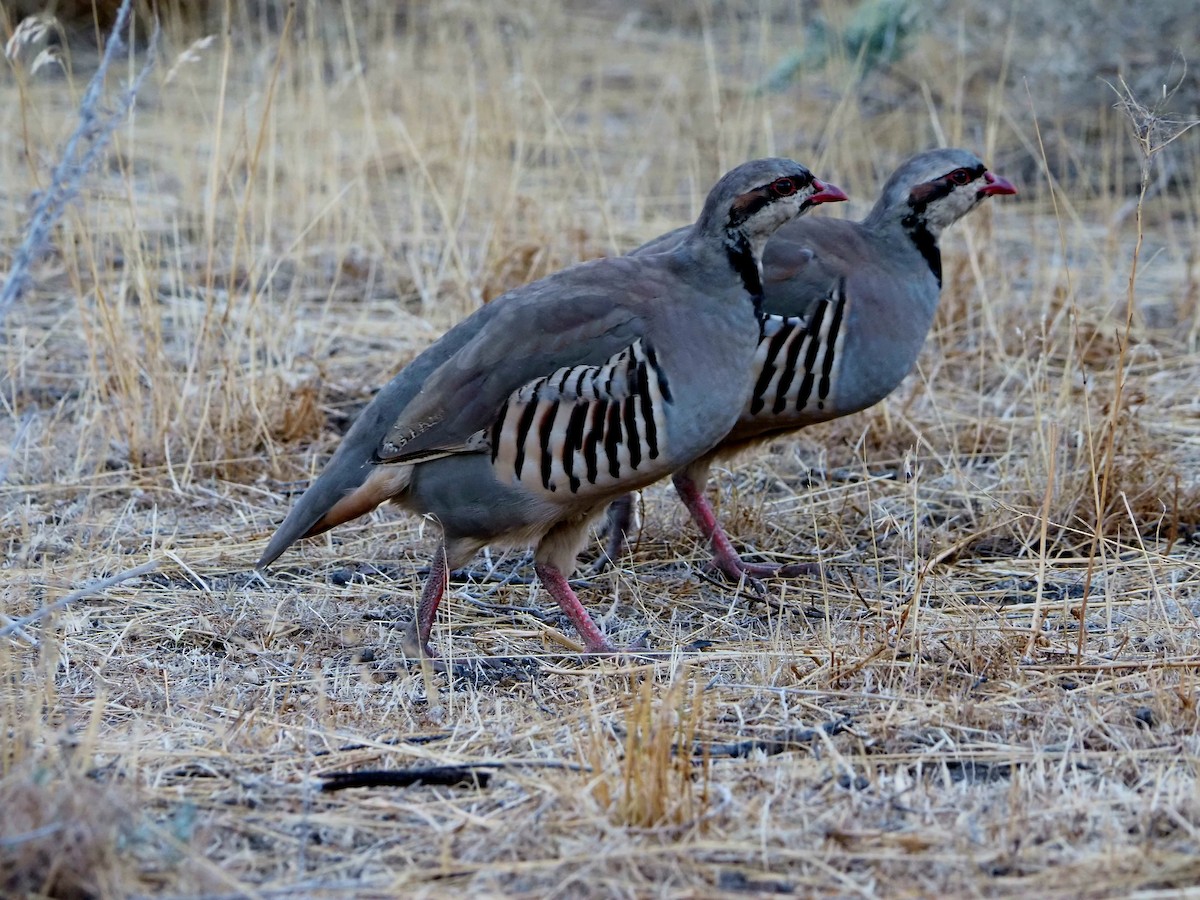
3,2,1200,897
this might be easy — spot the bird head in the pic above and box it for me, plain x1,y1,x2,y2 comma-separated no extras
876,148,1016,239
691,157,847,266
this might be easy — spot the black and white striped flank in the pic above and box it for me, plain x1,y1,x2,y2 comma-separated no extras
749,277,848,417
488,339,673,495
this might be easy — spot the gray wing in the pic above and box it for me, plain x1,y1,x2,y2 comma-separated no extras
760,217,864,318
376,260,655,465
629,224,690,257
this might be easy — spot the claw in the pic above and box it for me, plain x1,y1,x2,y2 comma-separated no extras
710,555,821,584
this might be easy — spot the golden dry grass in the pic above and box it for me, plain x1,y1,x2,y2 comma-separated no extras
3,1,1200,896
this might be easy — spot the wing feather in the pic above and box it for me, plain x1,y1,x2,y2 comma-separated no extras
374,259,661,466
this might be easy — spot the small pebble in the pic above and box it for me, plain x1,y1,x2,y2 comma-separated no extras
837,772,869,791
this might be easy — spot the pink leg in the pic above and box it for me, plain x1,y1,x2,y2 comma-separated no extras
672,472,817,583
594,494,635,572
405,543,544,683
534,561,618,655
407,542,448,657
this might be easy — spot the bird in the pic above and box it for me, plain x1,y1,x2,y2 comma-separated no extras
256,157,848,659
601,147,1016,581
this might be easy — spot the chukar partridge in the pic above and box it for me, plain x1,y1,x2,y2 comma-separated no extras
257,158,848,657
603,148,1016,580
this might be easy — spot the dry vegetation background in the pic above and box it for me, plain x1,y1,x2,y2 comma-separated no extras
2,0,1200,896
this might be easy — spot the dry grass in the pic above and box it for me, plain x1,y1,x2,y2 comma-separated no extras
3,1,1200,896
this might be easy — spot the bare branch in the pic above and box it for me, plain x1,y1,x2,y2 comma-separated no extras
0,0,160,326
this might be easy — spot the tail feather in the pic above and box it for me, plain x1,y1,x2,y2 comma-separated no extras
300,466,412,541
258,459,416,568
256,281,505,570
256,454,374,569
258,365,442,569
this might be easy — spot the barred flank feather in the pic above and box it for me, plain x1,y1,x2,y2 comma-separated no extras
488,339,672,495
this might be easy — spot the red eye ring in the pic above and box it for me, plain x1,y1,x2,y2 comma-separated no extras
949,169,972,185
771,177,797,196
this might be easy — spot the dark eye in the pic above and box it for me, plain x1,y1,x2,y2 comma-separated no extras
771,177,797,196
949,169,972,185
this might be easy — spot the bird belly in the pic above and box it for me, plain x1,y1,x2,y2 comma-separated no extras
405,454,608,552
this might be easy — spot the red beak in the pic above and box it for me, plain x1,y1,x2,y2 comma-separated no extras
808,179,849,205
980,172,1017,196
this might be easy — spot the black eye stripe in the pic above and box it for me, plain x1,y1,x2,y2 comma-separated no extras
908,162,989,213
728,173,812,227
